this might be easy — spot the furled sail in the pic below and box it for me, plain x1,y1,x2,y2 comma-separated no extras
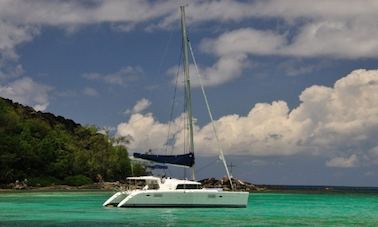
133,152,194,167
146,164,168,170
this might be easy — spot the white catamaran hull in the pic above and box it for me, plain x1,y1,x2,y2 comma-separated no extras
103,191,130,207
112,190,249,208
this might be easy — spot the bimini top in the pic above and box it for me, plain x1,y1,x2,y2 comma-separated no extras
133,152,194,167
126,176,161,181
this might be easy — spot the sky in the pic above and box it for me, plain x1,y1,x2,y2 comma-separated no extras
1,0,378,186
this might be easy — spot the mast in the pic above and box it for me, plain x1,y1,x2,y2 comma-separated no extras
180,5,195,180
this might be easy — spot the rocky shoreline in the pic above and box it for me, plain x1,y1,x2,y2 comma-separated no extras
0,181,124,192
1,177,263,192
199,177,263,192
4,177,373,193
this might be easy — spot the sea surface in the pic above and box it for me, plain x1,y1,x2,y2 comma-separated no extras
0,190,377,226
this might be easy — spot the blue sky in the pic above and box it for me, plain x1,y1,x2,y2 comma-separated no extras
1,0,378,186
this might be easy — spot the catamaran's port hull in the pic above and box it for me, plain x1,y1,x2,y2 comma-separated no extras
109,190,249,208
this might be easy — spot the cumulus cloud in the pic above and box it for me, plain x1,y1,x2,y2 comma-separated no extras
117,113,187,151
326,155,358,168
124,98,151,115
83,66,142,86
117,69,378,167
0,77,52,111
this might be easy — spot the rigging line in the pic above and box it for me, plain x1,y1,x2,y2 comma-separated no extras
165,47,183,154
156,25,175,79
183,111,187,154
183,77,188,154
195,159,219,174
188,41,234,191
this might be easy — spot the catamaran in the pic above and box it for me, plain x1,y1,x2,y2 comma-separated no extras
103,5,249,208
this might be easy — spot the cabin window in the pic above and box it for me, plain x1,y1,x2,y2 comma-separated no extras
126,179,160,190
147,182,159,190
126,179,147,190
176,184,202,189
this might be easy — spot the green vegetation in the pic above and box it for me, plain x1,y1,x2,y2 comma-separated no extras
0,97,146,186
64,175,93,186
28,176,62,187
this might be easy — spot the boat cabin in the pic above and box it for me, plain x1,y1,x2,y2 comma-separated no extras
126,176,202,191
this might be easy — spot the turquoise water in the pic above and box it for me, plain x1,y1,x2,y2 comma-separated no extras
0,191,377,226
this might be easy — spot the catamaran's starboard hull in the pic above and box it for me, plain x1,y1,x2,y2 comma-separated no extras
103,191,129,207
114,190,249,208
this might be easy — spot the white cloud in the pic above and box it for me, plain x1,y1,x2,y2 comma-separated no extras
326,154,358,168
1,0,378,60
278,59,328,76
117,69,378,167
246,160,268,167
201,28,286,57
246,0,378,21
83,66,142,86
168,53,248,87
124,98,151,115
0,0,174,26
369,146,378,157
83,87,99,97
194,16,378,85
1,0,378,90
0,77,52,111
0,63,24,81
0,21,39,60
0,21,39,82
192,28,283,86
201,22,378,59
186,0,378,80
282,20,378,58
117,113,186,151
195,54,248,87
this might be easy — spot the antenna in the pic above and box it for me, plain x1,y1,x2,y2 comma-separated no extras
227,162,236,177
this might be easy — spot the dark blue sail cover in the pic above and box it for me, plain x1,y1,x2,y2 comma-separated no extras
133,152,194,167
146,164,168,170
